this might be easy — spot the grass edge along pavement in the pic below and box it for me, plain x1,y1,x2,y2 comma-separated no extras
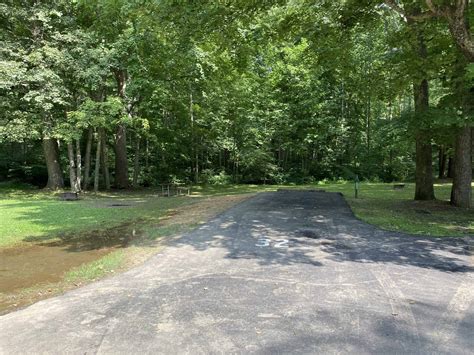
324,182,473,237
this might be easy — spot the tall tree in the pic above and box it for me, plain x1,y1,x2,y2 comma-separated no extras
385,0,473,207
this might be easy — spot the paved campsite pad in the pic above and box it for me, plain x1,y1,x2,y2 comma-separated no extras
1,191,473,354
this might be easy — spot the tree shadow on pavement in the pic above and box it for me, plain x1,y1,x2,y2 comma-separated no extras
171,191,473,272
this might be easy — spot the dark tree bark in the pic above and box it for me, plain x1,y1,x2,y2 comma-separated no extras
413,79,435,200
133,135,140,188
189,90,199,184
145,138,149,171
94,131,101,193
43,138,64,190
113,69,129,189
438,145,447,179
83,128,93,190
366,96,371,155
447,156,455,178
114,124,128,189
412,26,435,201
448,49,473,206
100,128,110,190
451,125,472,208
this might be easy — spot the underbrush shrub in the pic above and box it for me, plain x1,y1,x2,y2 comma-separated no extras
201,169,233,185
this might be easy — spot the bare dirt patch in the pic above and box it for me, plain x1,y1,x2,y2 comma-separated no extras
156,194,251,229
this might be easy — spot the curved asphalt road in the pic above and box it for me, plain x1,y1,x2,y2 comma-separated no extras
0,191,473,354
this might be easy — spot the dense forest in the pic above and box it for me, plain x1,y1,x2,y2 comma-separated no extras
0,0,473,207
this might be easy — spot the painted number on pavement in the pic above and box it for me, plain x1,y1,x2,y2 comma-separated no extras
256,238,289,248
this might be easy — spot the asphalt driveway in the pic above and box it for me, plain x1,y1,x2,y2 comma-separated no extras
0,191,473,354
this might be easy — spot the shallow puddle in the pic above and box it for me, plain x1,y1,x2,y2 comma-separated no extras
0,245,112,293
0,222,139,313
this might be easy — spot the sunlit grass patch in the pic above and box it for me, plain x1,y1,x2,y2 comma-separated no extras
321,182,473,237
65,250,124,282
0,194,193,247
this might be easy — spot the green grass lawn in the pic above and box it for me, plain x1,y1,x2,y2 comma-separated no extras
65,250,125,282
0,186,193,247
322,182,474,236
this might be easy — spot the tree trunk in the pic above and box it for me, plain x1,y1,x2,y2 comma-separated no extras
94,131,101,193
366,96,371,155
75,139,82,191
113,68,129,189
447,156,455,178
413,84,435,199
145,138,149,171
438,145,447,179
114,124,128,189
133,135,140,188
100,128,110,190
83,128,93,190
67,141,79,192
413,80,435,200
190,89,199,184
195,150,199,184
43,138,64,190
446,4,474,63
451,125,472,208
409,20,435,200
